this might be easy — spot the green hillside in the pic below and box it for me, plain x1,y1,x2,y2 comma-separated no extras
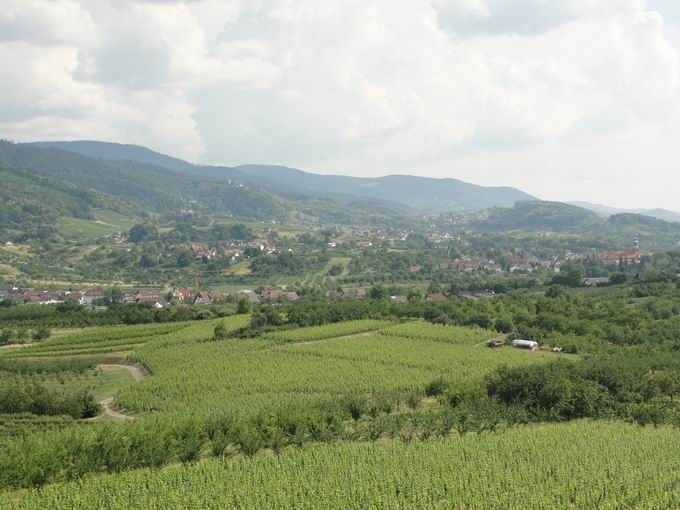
0,165,124,242
473,201,600,231
0,142,411,241
29,140,537,214
469,201,680,250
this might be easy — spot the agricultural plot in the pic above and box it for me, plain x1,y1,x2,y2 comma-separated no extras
0,320,224,359
290,333,556,383
379,321,500,345
56,210,137,241
4,421,680,510
262,319,391,344
0,317,578,502
115,322,553,417
0,414,76,439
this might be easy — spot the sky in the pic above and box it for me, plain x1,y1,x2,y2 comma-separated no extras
1,0,680,210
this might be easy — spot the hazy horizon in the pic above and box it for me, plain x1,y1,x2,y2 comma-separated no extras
2,0,680,210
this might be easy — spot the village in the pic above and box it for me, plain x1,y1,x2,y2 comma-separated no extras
0,235,647,307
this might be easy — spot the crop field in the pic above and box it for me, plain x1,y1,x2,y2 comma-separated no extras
0,321,223,359
4,315,675,509
262,319,391,343
0,414,76,438
115,320,556,417
379,321,500,345
4,420,679,510
56,210,138,241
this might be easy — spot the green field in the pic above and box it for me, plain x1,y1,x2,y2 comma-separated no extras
4,421,680,509
115,320,552,417
1,316,678,509
92,366,136,402
56,210,137,241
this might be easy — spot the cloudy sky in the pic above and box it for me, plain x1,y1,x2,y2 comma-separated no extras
2,0,680,210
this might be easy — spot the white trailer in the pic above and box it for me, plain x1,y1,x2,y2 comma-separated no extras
512,339,539,351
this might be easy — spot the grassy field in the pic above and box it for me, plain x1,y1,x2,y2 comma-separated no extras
92,366,137,402
56,209,137,241
0,263,21,277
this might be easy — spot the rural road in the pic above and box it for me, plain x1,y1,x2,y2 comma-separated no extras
96,364,145,421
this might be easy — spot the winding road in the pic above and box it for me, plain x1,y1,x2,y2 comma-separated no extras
95,364,145,421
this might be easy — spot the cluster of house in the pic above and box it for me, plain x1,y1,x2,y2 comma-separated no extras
436,256,561,274
0,284,299,308
174,241,285,263
508,257,563,273
179,243,220,260
596,239,641,264
0,285,82,305
439,259,503,273
0,285,175,307
296,222,412,246
338,288,448,303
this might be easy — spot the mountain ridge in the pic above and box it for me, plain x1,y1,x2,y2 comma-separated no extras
28,140,536,214
0,141,410,230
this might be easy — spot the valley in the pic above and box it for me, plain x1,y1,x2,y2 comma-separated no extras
1,140,680,509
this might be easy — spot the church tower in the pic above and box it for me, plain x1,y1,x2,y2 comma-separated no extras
633,235,640,256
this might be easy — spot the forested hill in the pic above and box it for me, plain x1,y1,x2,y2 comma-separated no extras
31,140,196,175
0,164,120,241
473,201,600,230
471,200,680,248
28,140,536,214
0,141,410,232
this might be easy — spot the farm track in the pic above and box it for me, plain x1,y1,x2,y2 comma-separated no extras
95,364,145,421
0,343,28,350
288,330,378,347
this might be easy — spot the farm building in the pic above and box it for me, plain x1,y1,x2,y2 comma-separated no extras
511,339,540,350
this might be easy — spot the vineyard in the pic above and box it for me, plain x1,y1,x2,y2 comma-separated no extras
115,320,554,417
1,314,679,508
3,421,679,509
378,321,499,345
0,321,206,359
261,319,391,343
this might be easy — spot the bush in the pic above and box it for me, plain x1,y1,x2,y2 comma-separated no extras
424,377,449,397
31,327,51,341
236,298,252,315
213,321,230,341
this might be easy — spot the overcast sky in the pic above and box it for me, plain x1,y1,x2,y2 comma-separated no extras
2,0,680,210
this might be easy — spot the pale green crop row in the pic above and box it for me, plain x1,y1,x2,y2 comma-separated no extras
4,420,679,509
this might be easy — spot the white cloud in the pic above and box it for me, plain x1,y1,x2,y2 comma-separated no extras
0,0,97,45
0,0,679,209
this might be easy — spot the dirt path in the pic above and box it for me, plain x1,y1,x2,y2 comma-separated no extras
95,364,145,420
284,330,379,347
0,343,28,350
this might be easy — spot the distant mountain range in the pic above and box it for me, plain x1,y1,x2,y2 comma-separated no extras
0,141,409,233
2,140,679,250
30,141,536,214
568,202,680,224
